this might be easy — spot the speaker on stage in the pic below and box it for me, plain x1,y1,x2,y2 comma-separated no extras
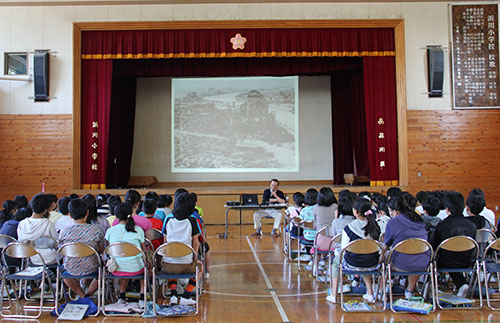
33,50,50,102
427,46,444,98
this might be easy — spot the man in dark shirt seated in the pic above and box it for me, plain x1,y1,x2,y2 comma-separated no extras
251,178,286,238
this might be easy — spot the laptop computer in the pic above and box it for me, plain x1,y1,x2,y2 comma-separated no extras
241,194,259,205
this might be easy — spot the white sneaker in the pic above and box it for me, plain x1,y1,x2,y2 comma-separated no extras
179,297,196,306
457,284,469,298
117,298,127,305
326,295,337,304
205,272,210,279
169,295,178,305
404,289,415,299
298,254,311,262
138,299,145,309
362,293,376,303
351,279,359,288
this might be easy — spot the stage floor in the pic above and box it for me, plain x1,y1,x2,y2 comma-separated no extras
3,225,499,322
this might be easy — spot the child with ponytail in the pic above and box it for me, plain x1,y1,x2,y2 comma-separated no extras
112,190,152,232
105,202,146,307
340,197,381,303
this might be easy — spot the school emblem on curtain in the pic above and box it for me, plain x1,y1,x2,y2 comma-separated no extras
230,33,247,50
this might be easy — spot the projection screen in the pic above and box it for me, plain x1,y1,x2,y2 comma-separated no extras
171,76,299,173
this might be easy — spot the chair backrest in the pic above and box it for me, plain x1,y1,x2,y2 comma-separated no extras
2,242,46,267
327,233,342,252
314,227,333,251
30,235,57,249
0,234,16,248
476,228,497,244
343,239,383,255
145,228,163,241
434,235,479,261
104,241,143,258
387,238,433,264
155,242,195,259
483,238,500,259
57,242,101,265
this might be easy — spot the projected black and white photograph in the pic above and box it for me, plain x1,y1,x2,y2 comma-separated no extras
172,76,299,172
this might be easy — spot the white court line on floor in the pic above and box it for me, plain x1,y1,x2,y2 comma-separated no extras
211,262,284,268
246,236,289,322
204,290,327,298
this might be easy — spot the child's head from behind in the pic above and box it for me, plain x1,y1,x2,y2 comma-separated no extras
125,190,141,208
14,207,31,221
143,199,157,216
292,192,305,208
172,193,196,220
14,195,28,209
422,197,440,217
30,193,52,217
353,197,372,217
58,196,71,215
304,188,318,206
115,202,133,221
317,187,337,207
444,191,464,217
338,195,355,216
158,195,173,208
466,194,485,216
68,198,89,221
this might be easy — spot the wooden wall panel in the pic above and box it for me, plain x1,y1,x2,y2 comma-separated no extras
408,109,500,222
0,115,73,203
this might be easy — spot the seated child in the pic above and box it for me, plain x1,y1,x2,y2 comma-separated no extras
162,192,201,306
105,202,147,308
156,194,173,221
54,196,73,234
17,193,58,266
59,198,107,298
340,197,381,303
143,199,164,249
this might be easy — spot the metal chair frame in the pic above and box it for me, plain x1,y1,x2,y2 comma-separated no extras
386,238,435,313
0,235,17,310
297,220,315,271
0,242,56,319
101,241,148,316
311,227,334,279
481,238,500,310
433,235,482,310
152,242,201,316
55,242,102,316
338,239,385,312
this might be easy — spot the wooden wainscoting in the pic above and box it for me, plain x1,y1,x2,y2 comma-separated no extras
0,114,73,202
408,109,500,220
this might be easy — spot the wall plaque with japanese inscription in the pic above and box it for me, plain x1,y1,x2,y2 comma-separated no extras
451,4,500,109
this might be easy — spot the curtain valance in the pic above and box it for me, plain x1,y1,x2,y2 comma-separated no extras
81,28,395,59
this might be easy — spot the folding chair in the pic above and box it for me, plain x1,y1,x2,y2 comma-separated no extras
297,220,315,271
0,235,17,309
55,242,102,315
101,242,147,316
311,227,335,279
0,242,56,319
338,239,385,312
482,238,500,310
476,229,497,258
152,242,202,316
386,238,435,313
145,228,164,247
433,235,482,310
285,217,301,260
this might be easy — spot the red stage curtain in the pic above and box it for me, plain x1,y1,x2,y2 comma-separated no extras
113,57,362,77
81,59,113,189
331,69,369,184
82,28,395,59
106,75,137,188
363,57,398,186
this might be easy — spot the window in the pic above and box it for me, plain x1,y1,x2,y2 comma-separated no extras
4,52,28,75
